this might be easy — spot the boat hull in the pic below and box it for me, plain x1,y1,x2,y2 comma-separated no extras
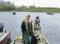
0,32,11,44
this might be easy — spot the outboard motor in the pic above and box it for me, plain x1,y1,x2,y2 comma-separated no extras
0,23,4,32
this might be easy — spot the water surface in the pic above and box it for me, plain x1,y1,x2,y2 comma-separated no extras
0,12,60,44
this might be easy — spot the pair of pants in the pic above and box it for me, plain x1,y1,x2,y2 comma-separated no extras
22,32,30,44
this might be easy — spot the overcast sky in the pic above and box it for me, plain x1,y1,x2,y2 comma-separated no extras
4,0,60,8
0,0,3,2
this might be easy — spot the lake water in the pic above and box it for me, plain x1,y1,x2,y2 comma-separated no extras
0,12,60,44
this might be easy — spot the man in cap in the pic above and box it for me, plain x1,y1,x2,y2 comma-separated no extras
0,23,4,32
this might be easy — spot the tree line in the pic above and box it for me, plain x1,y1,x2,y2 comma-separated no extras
0,2,60,13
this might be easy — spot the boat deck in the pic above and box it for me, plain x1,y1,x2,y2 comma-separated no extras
14,29,49,44
15,40,23,44
15,39,47,44
15,33,49,44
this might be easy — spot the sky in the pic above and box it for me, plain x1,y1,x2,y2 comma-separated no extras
4,0,60,8
0,0,3,2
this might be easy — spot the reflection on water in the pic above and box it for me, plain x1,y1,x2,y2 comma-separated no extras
0,12,60,44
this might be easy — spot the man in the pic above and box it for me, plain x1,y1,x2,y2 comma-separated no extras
35,16,40,24
31,16,41,44
0,23,4,32
21,15,31,44
34,16,41,32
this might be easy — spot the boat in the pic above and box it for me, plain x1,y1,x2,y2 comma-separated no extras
13,12,16,15
11,21,49,44
0,31,11,44
47,12,54,15
13,30,49,44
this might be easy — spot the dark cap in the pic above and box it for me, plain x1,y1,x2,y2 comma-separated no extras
36,16,39,18
27,15,30,17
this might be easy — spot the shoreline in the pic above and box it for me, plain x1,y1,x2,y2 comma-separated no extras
0,11,60,13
